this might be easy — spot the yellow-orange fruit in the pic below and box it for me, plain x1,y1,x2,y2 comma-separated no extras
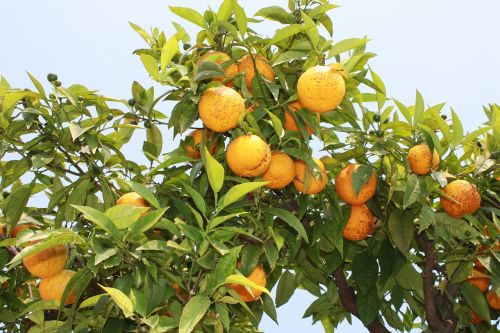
486,290,500,310
229,264,267,302
0,224,5,238
237,54,275,91
198,86,245,132
284,101,320,135
23,244,68,278
117,192,150,216
335,164,377,205
342,204,374,241
440,180,481,218
465,269,490,292
470,310,484,325
297,65,346,113
39,270,77,305
408,144,440,175
196,51,238,86
11,224,35,238
293,158,328,195
226,134,271,177
262,152,295,189
185,129,217,159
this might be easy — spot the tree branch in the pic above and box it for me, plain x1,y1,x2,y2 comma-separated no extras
333,267,390,333
415,232,457,333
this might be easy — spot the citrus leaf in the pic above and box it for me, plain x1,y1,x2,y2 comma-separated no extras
169,6,207,28
100,285,134,318
72,205,120,238
78,294,107,309
352,253,378,294
160,35,179,71
357,290,380,326
255,6,294,24
209,212,249,230
403,174,421,209
131,182,161,209
388,209,414,254
461,283,491,323
276,271,296,307
202,146,224,196
219,181,268,210
224,274,271,296
265,207,308,242
351,164,373,196
330,38,369,57
451,109,464,148
128,208,168,235
179,295,211,333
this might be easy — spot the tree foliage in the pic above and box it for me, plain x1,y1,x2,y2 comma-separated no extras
1,0,499,332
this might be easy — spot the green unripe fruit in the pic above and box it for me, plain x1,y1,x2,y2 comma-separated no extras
47,73,58,82
376,130,384,137
183,43,191,51
441,114,447,120
128,98,136,106
204,10,214,23
54,80,62,87
373,114,381,122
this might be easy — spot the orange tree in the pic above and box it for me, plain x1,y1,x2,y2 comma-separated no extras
0,1,499,332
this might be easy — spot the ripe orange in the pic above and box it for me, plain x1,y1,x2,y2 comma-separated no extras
342,204,374,241
23,244,68,278
196,51,238,86
262,151,295,189
284,101,320,135
486,290,500,309
297,65,346,113
293,158,328,195
226,134,271,177
440,180,481,218
335,164,377,205
117,192,150,216
465,269,490,292
39,270,77,305
408,144,440,175
198,86,245,132
185,129,217,159
237,54,275,92
229,264,267,302
470,309,484,325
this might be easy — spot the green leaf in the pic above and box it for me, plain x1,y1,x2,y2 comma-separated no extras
388,210,414,254
194,61,226,82
3,181,34,234
463,126,491,145
268,24,302,46
131,182,161,209
105,205,142,229
69,122,92,141
418,205,435,233
276,271,296,307
140,54,160,80
330,38,369,57
357,290,380,326
262,294,278,324
145,123,163,158
308,4,339,18
129,22,151,43
450,109,464,148
179,295,211,333
351,164,374,196
219,181,268,210
232,1,247,36
224,274,271,296
26,72,46,97
403,174,421,209
169,6,207,28
301,12,319,48
100,285,134,318
255,6,294,24
182,184,207,216
267,109,284,138
78,294,107,309
72,205,120,239
202,146,224,196
217,0,233,21
394,99,412,124
414,90,424,125
209,212,249,230
352,253,378,294
461,283,491,323
129,208,168,234
161,36,179,72
265,207,308,242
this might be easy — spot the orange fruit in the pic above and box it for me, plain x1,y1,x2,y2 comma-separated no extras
185,129,217,159
0,224,5,238
262,152,295,189
342,204,374,241
237,54,275,92
470,309,484,325
198,86,245,132
229,264,267,302
293,158,328,195
486,290,500,309
440,180,481,218
465,269,490,292
297,65,346,113
39,270,77,305
196,51,238,86
284,101,320,135
23,244,68,278
11,224,35,238
335,164,377,205
474,258,486,272
408,144,440,175
226,134,271,177
117,192,150,216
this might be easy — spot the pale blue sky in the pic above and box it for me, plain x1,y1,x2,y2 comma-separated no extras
1,1,499,332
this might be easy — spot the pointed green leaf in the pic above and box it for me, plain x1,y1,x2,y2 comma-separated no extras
219,181,268,210
179,295,211,333
265,207,308,242
161,36,179,72
100,285,134,318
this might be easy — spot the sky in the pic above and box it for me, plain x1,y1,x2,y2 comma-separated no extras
1,0,499,332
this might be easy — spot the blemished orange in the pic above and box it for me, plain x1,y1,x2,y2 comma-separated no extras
335,164,377,205
198,86,245,132
297,65,346,113
470,309,484,325
293,158,328,195
465,269,490,292
237,54,275,92
342,204,374,241
408,144,440,175
486,290,500,309
226,134,271,177
440,180,481,218
284,101,320,135
262,152,295,189
185,129,217,159
196,51,238,86
39,270,77,305
23,244,68,278
229,264,267,302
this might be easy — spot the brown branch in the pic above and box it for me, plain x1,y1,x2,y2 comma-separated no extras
333,267,390,333
416,232,457,333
